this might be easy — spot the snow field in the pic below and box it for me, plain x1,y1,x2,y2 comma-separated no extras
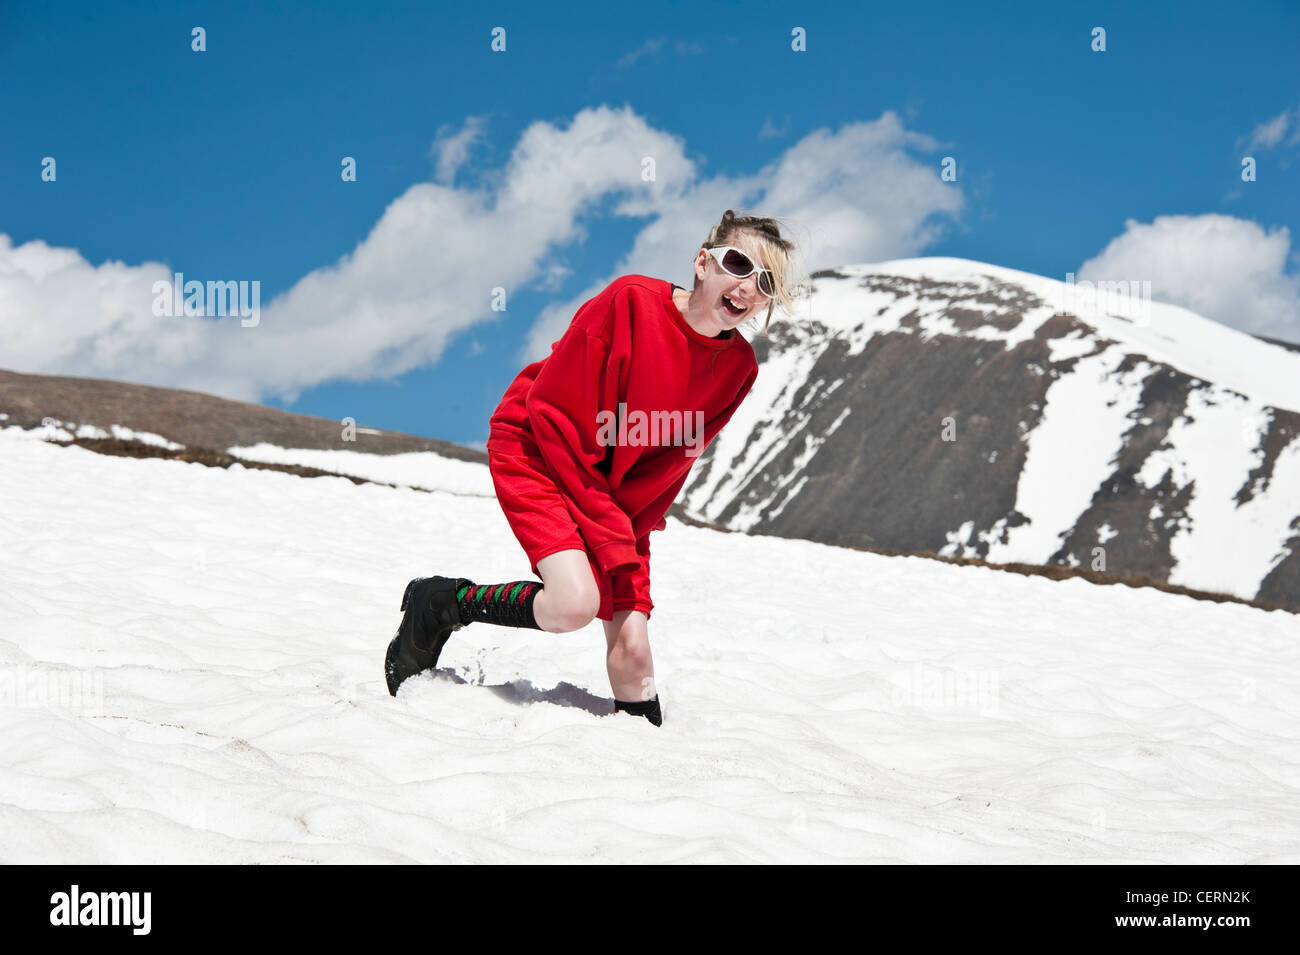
1,427,1298,862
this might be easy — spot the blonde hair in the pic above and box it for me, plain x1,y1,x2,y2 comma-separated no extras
696,209,802,334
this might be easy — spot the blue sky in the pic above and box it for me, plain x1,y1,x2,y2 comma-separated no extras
3,0,1298,448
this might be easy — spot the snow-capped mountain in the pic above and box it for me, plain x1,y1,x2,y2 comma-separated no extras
682,258,1300,612
5,256,1298,614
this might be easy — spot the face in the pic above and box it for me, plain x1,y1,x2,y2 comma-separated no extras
692,231,772,331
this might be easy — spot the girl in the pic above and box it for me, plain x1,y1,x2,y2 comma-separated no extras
385,210,799,726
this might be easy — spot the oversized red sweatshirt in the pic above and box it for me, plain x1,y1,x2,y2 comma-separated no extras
486,274,759,580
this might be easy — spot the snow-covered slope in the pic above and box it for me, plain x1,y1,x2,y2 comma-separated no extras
684,258,1300,611
228,442,495,497
2,424,1298,863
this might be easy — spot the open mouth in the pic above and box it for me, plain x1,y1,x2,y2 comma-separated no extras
720,294,748,317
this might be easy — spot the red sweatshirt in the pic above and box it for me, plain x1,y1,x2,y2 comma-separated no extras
487,274,759,580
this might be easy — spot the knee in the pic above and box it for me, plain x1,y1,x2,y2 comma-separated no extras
612,633,652,673
545,583,601,632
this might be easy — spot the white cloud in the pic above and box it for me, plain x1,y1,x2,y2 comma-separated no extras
1078,214,1300,343
616,37,664,69
0,105,695,402
1240,104,1299,153
519,110,965,362
430,115,489,185
1,106,964,402
0,235,209,390
758,113,961,267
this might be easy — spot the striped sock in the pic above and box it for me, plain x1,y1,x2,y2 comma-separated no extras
456,581,542,629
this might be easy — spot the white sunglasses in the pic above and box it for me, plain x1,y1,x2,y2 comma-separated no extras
703,246,776,298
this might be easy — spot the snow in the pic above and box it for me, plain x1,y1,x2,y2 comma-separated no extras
108,424,184,450
681,328,830,521
1137,391,1300,596
731,405,851,532
17,419,183,449
2,427,1299,863
802,258,1300,414
228,442,494,497
980,348,1147,563
714,259,1300,606
1044,327,1102,364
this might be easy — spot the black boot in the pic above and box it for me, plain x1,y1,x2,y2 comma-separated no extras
614,695,663,727
384,576,473,696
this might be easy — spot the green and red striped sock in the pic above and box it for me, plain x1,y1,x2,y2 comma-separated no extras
456,581,542,629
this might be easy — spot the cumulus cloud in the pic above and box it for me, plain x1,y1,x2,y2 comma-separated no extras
0,105,695,401
1078,214,1300,344
0,236,209,390
430,115,489,185
759,113,961,267
1,105,964,401
518,110,965,362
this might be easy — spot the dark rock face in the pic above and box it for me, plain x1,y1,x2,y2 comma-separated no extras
686,268,1300,613
1258,517,1300,607
1049,365,1203,580
1236,408,1300,505
717,327,1049,553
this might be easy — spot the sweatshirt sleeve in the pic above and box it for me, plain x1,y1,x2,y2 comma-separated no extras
611,532,654,620
524,317,640,576
629,356,760,541
615,358,757,621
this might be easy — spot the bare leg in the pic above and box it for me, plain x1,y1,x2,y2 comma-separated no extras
603,609,654,702
533,549,601,633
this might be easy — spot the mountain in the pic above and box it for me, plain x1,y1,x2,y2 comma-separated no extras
5,255,1298,614
0,367,485,463
681,258,1300,612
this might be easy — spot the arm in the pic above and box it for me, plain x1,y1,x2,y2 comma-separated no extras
627,357,759,541
610,533,654,620
617,358,760,610
525,320,640,576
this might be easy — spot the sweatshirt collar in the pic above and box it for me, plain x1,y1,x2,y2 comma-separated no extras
665,281,736,350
